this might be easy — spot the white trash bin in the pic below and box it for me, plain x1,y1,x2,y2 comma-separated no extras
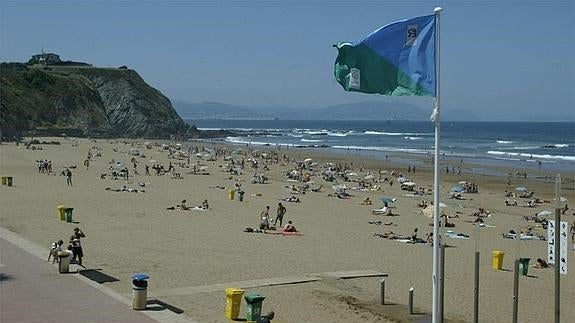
58,250,72,273
131,273,149,310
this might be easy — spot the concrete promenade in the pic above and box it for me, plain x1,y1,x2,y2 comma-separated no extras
0,227,195,323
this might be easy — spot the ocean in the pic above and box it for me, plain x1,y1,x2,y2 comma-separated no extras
186,120,575,172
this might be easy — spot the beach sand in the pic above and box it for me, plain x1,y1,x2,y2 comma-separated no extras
1,137,574,323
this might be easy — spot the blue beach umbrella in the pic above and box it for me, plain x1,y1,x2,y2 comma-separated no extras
515,187,528,192
451,185,465,193
380,196,397,204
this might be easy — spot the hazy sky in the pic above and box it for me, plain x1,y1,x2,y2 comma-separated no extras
1,0,574,121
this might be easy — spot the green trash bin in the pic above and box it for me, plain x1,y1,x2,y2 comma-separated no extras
519,258,531,276
65,208,74,223
7,177,13,187
238,191,245,202
244,293,266,321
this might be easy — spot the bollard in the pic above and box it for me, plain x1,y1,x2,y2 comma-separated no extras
408,287,414,314
380,279,385,305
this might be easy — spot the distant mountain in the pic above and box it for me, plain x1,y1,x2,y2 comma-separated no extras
173,100,481,121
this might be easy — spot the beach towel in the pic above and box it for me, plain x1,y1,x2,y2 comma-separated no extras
446,231,470,239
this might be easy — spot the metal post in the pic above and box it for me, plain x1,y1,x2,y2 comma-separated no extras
440,244,445,323
554,174,561,323
409,287,414,315
473,251,480,323
512,259,519,323
432,8,443,323
380,279,386,305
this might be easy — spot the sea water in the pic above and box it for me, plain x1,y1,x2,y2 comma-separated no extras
186,120,575,172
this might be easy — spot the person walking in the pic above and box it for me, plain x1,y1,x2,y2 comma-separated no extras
65,168,73,186
274,203,287,227
69,227,86,267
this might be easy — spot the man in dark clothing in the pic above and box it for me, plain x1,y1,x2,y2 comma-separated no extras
256,311,274,323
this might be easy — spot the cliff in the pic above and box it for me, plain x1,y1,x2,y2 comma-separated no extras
0,63,194,139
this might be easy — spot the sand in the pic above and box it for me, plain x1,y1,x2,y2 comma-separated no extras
1,137,574,323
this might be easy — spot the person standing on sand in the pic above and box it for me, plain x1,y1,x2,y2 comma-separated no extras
260,206,270,230
65,168,73,186
274,203,287,226
69,227,85,267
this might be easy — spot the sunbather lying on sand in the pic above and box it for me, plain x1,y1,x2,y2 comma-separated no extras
372,206,393,216
105,186,144,193
359,197,373,205
281,196,301,203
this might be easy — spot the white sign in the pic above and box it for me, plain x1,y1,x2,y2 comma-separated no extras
348,68,360,89
560,221,568,275
548,220,556,264
547,220,569,274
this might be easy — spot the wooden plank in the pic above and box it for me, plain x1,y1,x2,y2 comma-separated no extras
318,270,388,279
148,270,387,297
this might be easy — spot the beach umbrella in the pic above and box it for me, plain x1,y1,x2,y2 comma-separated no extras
438,202,448,208
364,174,375,181
304,158,313,163
515,187,528,192
380,196,397,204
458,181,467,184
402,181,416,186
553,196,568,202
332,184,347,193
537,210,553,217
451,185,465,192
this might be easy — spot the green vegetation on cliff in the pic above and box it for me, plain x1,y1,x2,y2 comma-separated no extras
1,62,192,139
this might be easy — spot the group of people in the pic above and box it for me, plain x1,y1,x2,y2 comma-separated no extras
167,199,209,211
48,227,86,267
259,203,296,232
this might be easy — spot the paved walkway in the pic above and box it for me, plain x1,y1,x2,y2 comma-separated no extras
0,227,195,323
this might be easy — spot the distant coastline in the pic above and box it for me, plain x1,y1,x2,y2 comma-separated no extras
185,119,575,173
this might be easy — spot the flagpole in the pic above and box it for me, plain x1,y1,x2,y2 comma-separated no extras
432,7,443,323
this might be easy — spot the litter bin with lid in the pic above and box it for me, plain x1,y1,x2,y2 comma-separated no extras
1,176,6,185
519,258,531,276
58,205,66,221
131,273,149,310
244,293,266,321
238,191,245,202
65,208,74,223
225,288,244,320
228,189,235,200
492,250,505,270
7,177,13,186
58,250,72,273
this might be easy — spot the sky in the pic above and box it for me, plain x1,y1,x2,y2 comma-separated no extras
1,0,574,121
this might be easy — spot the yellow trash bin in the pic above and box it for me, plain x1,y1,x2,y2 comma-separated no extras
225,288,244,320
492,250,505,270
58,205,66,221
1,176,6,185
228,189,235,200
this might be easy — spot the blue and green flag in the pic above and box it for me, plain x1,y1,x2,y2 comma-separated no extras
334,15,436,96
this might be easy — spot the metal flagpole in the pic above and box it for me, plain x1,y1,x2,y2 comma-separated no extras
432,7,443,323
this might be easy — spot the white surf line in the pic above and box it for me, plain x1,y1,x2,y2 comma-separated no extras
0,226,198,323
149,270,387,298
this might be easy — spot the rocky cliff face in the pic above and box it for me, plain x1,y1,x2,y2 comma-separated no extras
0,63,192,139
